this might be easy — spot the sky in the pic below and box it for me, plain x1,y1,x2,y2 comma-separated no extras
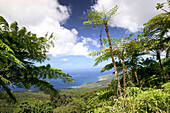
0,0,168,70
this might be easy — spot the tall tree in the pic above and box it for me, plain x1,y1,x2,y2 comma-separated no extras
0,16,73,102
101,36,147,87
83,6,122,97
125,39,145,86
142,12,170,82
103,35,136,92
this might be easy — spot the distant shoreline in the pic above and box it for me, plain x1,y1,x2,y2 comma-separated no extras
70,73,115,88
21,73,118,92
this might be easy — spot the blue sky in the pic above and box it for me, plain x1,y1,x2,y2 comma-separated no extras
0,0,168,70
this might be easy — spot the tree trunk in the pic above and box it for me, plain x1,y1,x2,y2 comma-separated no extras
104,21,122,97
134,68,139,86
125,66,134,86
125,66,131,80
166,46,170,58
121,56,126,94
156,51,166,83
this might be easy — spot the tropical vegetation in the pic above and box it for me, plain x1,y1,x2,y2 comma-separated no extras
0,1,169,113
0,16,73,103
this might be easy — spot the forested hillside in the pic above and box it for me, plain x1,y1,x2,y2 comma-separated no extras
0,0,169,113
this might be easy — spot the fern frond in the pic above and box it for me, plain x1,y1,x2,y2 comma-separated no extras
0,16,9,31
88,48,105,56
0,76,16,102
94,52,111,66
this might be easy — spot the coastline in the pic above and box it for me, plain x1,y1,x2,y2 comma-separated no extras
70,73,115,88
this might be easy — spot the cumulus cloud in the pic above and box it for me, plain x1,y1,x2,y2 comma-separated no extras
0,0,70,26
0,0,100,57
28,18,98,57
92,0,169,32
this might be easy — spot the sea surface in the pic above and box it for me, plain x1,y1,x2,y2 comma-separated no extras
9,68,113,91
48,68,113,89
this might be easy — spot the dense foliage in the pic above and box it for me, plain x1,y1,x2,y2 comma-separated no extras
0,92,50,112
0,1,169,113
14,98,53,113
0,82,169,112
0,16,73,102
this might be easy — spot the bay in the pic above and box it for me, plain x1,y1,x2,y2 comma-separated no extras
47,68,113,89
9,68,113,91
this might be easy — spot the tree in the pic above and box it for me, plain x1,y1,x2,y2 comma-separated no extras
0,38,24,102
101,35,148,87
0,16,73,102
83,6,122,97
103,35,137,93
142,12,170,82
125,39,148,86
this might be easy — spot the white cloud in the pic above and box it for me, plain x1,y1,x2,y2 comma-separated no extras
81,36,100,48
0,0,100,57
61,58,69,61
28,17,95,57
0,0,70,26
92,0,169,32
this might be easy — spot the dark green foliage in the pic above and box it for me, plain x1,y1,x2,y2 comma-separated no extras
50,94,73,108
162,58,170,75
0,82,169,113
137,58,163,87
0,92,50,113
0,24,24,102
53,98,86,113
0,2,169,112
131,58,170,88
14,98,53,113
141,12,170,83
0,16,73,102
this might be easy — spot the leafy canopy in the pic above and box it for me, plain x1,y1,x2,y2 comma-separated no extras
0,16,73,102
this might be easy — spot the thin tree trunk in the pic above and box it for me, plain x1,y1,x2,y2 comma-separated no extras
158,58,166,83
166,46,170,58
104,21,122,97
125,66,134,86
134,68,139,86
121,56,126,94
125,66,131,80
157,51,166,83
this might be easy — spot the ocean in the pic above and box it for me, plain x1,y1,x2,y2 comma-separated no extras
48,68,113,89
9,68,114,91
